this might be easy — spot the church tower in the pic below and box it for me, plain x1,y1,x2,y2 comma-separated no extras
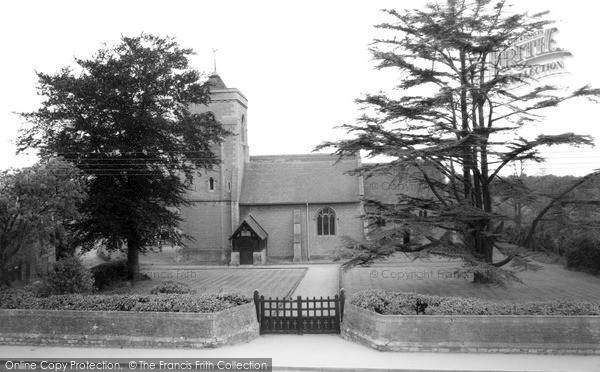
178,74,248,264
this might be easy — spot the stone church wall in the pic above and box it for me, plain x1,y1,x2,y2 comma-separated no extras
240,202,364,262
180,201,232,264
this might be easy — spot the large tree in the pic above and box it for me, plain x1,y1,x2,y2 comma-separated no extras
18,34,229,279
0,159,86,285
319,0,599,283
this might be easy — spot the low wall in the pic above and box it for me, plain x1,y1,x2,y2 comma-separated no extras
342,304,600,355
0,303,259,348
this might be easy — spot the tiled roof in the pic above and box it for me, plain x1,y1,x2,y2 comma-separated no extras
240,154,360,204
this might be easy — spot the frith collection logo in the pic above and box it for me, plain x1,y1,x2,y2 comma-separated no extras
489,28,572,79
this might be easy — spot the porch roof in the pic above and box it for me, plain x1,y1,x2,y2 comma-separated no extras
229,214,268,241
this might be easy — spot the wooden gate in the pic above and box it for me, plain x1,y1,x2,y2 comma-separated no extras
253,290,345,334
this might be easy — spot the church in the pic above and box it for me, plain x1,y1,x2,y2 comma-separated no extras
179,74,431,265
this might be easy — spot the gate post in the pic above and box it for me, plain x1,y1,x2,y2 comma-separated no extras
260,295,266,334
297,296,302,335
253,290,260,323
340,288,345,323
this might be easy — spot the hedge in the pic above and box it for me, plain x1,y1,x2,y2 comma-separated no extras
0,288,251,313
90,260,129,290
351,290,600,315
149,281,195,294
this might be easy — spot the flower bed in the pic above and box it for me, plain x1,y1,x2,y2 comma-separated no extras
0,288,251,313
0,289,258,348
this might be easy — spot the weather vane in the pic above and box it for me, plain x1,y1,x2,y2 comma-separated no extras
212,48,218,75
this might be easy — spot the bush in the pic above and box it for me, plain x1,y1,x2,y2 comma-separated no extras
351,290,600,315
35,257,95,297
90,260,129,290
564,236,600,274
0,289,252,313
149,281,194,294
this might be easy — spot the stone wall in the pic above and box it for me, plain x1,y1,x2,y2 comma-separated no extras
342,304,600,355
0,303,259,348
240,202,363,261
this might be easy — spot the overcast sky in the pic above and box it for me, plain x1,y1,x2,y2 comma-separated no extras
1,0,598,176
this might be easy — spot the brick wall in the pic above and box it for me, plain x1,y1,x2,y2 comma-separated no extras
0,303,259,348
342,304,600,354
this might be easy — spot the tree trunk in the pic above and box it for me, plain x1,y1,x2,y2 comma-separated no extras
127,236,140,281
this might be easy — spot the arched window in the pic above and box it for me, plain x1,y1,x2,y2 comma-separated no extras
317,207,336,236
209,177,215,191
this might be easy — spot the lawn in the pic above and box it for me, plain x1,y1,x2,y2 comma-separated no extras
342,258,600,303
128,267,307,298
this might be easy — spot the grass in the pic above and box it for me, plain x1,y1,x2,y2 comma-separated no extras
341,258,600,303
120,267,308,298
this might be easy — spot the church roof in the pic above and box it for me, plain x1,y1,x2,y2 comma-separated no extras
240,154,361,205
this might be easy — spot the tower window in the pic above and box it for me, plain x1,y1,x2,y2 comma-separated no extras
228,181,231,191
209,177,215,191
317,207,336,236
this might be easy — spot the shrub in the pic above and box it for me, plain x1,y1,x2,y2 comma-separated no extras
149,281,194,294
351,290,600,315
35,257,95,297
0,289,252,313
564,236,600,274
90,260,129,290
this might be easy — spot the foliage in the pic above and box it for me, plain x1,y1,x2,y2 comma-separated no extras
351,290,600,315
149,280,194,294
0,159,87,285
0,289,251,313
34,257,96,297
17,34,230,279
494,172,600,268
564,236,600,274
317,0,600,284
90,260,129,290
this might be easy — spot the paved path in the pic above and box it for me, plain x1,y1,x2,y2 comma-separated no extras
2,335,599,371
291,264,340,298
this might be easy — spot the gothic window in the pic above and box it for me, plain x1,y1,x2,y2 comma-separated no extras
418,209,428,217
317,207,336,236
209,177,215,191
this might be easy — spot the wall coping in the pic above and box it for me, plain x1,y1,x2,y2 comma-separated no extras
347,303,600,318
